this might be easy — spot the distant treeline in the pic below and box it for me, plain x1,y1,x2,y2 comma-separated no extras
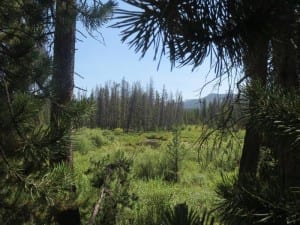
78,79,242,131
81,79,184,131
184,94,243,128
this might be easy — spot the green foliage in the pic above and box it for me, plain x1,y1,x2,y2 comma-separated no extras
86,151,135,225
197,130,242,172
145,133,168,141
114,127,124,135
216,174,300,225
216,145,300,225
133,148,169,180
70,126,243,225
0,1,74,222
244,83,300,149
0,0,119,223
78,0,117,32
0,162,76,224
72,96,97,129
112,2,299,224
162,203,216,225
164,128,186,182
82,79,184,132
215,84,300,225
133,129,186,182
72,126,237,224
0,1,116,222
130,180,172,225
73,128,109,153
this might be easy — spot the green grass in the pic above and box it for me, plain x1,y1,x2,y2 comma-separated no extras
72,125,243,224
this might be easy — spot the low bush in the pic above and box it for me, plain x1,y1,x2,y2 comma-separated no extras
114,127,124,135
73,134,94,154
162,203,217,225
90,132,108,148
73,128,108,153
133,148,168,180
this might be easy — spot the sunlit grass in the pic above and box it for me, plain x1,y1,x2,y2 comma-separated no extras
72,125,243,224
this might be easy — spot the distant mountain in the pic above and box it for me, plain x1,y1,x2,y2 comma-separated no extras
183,99,201,109
183,93,233,109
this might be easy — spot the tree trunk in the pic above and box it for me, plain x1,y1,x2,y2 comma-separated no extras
238,124,261,178
51,0,80,224
51,0,76,162
238,38,268,181
272,7,300,189
297,7,300,87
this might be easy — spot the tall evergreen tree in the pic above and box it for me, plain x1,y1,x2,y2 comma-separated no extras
0,0,117,223
51,0,77,165
0,1,71,223
51,1,116,223
120,78,129,129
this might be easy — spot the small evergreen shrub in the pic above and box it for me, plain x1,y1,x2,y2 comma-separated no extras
163,128,185,182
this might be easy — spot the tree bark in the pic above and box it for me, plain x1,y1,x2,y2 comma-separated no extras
51,0,76,165
51,0,80,224
238,38,268,181
238,124,261,178
272,7,300,189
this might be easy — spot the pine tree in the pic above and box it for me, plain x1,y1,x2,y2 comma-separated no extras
0,0,117,223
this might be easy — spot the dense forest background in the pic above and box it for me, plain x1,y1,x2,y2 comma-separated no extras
78,79,241,131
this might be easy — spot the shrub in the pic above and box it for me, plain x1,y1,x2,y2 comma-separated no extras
86,151,134,225
216,172,300,225
163,128,185,182
73,135,94,154
133,148,168,180
162,203,217,225
114,127,124,135
73,129,108,154
134,128,186,182
90,132,107,148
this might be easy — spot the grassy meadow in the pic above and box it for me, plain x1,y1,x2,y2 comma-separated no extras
72,126,243,224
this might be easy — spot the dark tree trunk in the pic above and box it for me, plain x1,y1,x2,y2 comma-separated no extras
297,8,300,87
238,38,268,181
272,7,300,189
51,0,76,165
51,0,80,224
238,124,261,178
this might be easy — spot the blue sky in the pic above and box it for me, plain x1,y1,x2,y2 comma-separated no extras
74,1,232,100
